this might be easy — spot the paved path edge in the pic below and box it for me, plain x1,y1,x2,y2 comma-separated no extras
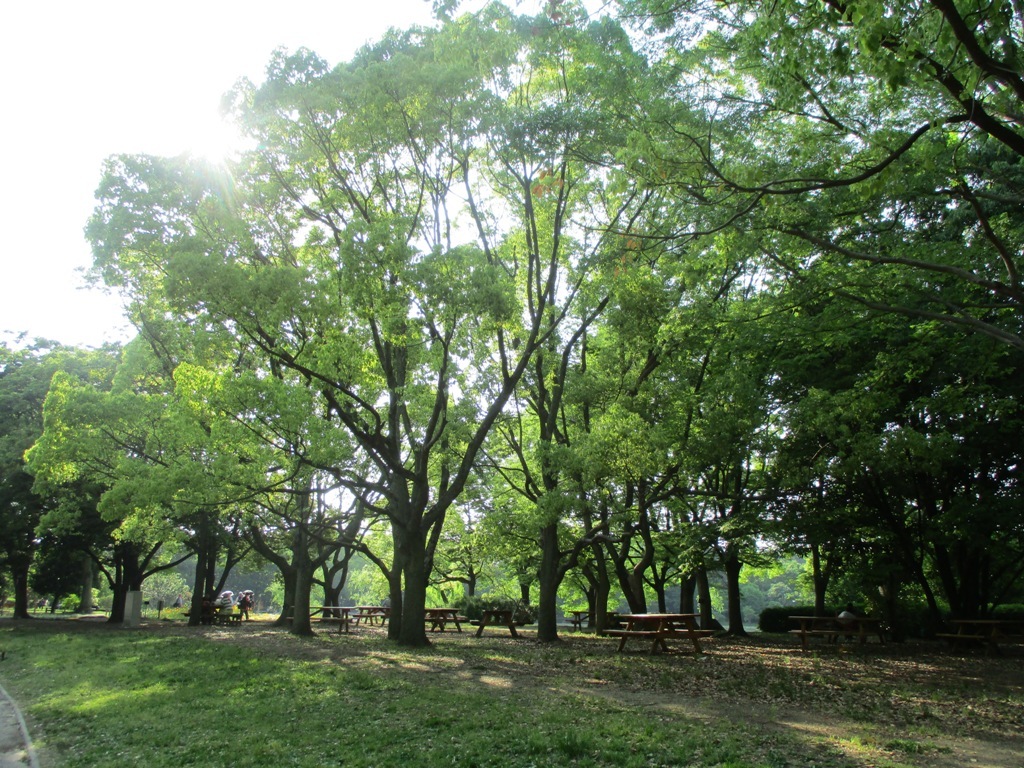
0,679,40,768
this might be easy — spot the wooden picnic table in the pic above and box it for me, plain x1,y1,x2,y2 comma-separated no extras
604,613,711,654
569,610,588,631
937,618,1024,654
474,609,519,638
425,607,465,632
314,606,353,634
213,610,242,627
788,615,885,651
353,606,390,626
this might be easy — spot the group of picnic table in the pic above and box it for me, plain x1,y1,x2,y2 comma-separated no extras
312,605,520,637
561,610,1024,656
787,614,1024,655
305,603,1022,658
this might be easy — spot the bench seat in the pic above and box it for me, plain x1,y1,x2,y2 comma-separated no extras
935,632,987,641
789,628,839,637
316,616,350,634
604,629,661,637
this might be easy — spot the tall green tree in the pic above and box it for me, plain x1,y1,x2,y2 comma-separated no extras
86,5,639,645
619,0,1024,349
0,341,116,618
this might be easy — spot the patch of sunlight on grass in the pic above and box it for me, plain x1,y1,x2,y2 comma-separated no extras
833,734,917,768
58,681,170,713
478,674,514,688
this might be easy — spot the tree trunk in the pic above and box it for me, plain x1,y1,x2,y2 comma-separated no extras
78,556,94,614
695,565,714,628
11,560,31,619
589,544,614,631
679,573,696,614
390,520,430,646
188,545,213,627
535,523,561,642
811,544,829,616
290,531,315,637
399,550,428,646
723,548,747,636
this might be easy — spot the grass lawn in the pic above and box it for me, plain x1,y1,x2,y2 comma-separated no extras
1,617,1022,767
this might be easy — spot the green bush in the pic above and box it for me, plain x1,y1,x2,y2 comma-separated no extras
759,606,809,633
452,595,537,625
992,603,1024,621
758,605,849,633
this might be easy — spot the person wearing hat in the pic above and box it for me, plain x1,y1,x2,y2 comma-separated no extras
238,590,254,621
216,591,234,617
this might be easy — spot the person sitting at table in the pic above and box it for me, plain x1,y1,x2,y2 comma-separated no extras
200,592,217,625
836,603,857,639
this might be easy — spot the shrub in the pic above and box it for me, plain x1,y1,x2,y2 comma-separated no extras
452,595,537,625
761,606,815,630
992,603,1024,621
758,605,835,633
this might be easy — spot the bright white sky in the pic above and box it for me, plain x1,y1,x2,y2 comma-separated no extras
0,0,451,348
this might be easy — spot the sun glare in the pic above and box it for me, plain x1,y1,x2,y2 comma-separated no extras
178,113,250,164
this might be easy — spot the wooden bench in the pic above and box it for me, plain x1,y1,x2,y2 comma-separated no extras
424,609,466,632
789,615,885,651
568,611,588,631
607,614,711,654
939,619,1024,654
788,628,840,640
604,629,661,639
316,616,351,634
474,609,519,637
353,607,390,626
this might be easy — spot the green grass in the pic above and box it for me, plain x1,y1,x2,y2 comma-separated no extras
0,622,1020,767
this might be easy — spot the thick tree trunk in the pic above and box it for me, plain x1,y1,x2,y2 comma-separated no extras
695,566,714,629
11,562,31,619
78,556,95,614
679,573,697,614
390,521,429,646
589,545,614,631
535,523,561,642
188,546,212,627
811,544,829,616
290,534,315,637
400,552,428,646
724,549,747,636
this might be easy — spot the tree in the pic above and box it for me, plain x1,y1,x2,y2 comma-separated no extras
619,0,1024,350
26,342,211,623
0,341,116,618
768,279,1024,628
87,6,645,645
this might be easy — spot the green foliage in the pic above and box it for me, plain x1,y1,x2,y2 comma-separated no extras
25,0,1024,641
758,605,820,633
451,594,537,625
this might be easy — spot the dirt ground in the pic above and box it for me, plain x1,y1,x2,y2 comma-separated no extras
4,617,1023,768
214,619,1024,768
